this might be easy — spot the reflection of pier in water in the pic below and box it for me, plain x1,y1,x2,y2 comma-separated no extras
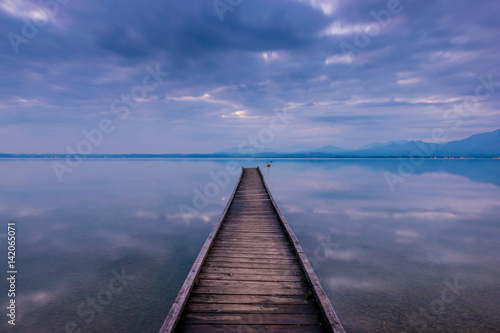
160,167,345,333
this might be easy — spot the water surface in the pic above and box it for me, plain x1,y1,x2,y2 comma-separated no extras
0,159,499,332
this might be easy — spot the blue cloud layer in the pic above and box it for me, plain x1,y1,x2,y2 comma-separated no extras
1,0,499,152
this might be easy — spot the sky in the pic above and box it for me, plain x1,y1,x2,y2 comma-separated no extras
1,0,499,153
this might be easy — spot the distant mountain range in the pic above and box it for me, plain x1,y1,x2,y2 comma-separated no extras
1,129,499,158
218,129,500,158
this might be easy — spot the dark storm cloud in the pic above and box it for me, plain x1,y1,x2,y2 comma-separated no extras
1,0,499,152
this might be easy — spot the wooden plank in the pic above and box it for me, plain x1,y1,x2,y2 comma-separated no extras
220,222,282,226
221,221,277,224
206,256,298,265
216,233,285,239
220,225,282,229
196,279,308,290
184,303,318,313
199,270,302,279
212,240,284,246
207,252,296,260
206,249,294,256
199,267,305,279
228,210,276,213
208,247,288,253
220,226,281,230
223,220,279,223
232,197,271,200
181,312,324,325
223,223,279,225
176,324,328,333
218,227,282,233
211,242,288,250
229,203,274,206
217,231,283,236
188,294,315,305
228,205,275,208
209,247,295,255
219,225,281,229
207,252,294,258
213,239,284,245
217,230,284,236
203,262,301,270
225,213,277,216
199,271,306,281
200,267,303,277
215,235,287,241
212,240,286,247
208,255,296,262
192,286,307,296
220,223,281,227
209,248,295,255
221,225,281,230
224,215,278,219
218,229,283,234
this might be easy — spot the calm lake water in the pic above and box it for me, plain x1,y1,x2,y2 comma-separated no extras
0,159,499,332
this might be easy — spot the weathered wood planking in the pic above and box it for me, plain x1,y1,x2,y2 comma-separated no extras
159,167,345,333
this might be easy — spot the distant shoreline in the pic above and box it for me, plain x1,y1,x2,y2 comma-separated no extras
1,154,499,159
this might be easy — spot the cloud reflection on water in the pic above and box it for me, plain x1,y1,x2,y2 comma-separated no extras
0,159,498,332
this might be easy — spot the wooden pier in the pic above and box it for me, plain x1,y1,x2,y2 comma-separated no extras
159,167,345,333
